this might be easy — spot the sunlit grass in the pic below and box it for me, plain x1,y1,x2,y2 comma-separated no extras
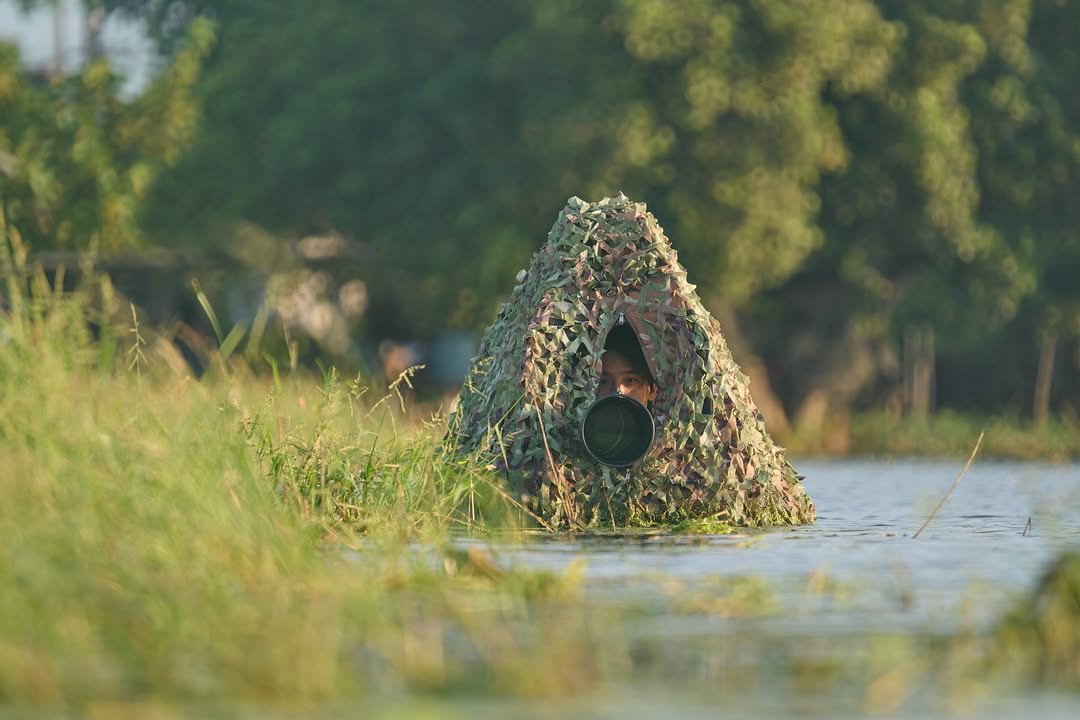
0,241,526,707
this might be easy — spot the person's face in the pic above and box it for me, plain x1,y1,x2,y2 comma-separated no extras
597,350,657,406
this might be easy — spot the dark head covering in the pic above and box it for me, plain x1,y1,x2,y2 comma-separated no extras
603,324,655,388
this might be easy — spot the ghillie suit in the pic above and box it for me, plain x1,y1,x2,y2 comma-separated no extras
446,194,814,528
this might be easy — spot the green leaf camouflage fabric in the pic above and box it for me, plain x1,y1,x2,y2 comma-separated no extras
446,194,815,528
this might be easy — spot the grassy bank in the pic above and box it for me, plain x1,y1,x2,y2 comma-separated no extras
1,252,1077,716
784,411,1080,461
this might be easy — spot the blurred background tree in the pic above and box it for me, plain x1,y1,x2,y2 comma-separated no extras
766,0,1080,424
2,0,1077,427
0,9,212,251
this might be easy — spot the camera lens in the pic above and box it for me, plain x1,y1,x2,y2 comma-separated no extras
581,395,655,467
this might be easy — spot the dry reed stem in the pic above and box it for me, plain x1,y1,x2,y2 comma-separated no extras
913,430,985,539
535,405,578,529
479,469,555,532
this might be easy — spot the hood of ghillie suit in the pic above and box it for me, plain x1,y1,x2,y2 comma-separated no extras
446,194,815,528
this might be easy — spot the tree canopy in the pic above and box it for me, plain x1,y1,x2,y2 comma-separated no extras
4,0,1078,419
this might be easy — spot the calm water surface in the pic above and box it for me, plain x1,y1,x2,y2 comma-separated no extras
472,459,1080,631
437,459,1080,719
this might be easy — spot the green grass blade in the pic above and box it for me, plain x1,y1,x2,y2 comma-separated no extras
219,321,247,364
191,277,225,345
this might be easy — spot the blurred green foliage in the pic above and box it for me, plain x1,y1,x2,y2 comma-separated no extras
0,16,213,250
3,0,1079,420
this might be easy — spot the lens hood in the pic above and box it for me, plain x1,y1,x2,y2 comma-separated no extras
580,394,655,467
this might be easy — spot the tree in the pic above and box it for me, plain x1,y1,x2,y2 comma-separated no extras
0,18,213,251
125,1,902,338
968,0,1080,418
741,0,1080,420
39,0,1078,417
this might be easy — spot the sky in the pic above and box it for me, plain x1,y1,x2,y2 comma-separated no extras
0,0,154,93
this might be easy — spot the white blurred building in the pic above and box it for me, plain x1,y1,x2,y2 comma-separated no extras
0,0,153,94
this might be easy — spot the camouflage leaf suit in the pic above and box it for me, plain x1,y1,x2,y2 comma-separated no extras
447,194,815,528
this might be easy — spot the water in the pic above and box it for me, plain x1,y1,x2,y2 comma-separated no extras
472,459,1080,629
436,459,1080,718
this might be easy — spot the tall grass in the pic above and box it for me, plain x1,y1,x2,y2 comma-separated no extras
0,237,539,709
241,366,530,540
1,246,338,703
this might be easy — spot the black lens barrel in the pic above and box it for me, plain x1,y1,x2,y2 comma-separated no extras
580,395,655,467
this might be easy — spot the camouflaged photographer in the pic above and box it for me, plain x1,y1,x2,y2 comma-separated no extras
446,194,815,528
